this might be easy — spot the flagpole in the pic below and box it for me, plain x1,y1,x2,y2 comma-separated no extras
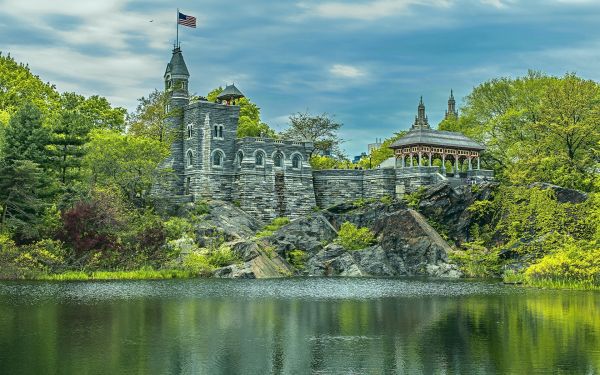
176,8,179,47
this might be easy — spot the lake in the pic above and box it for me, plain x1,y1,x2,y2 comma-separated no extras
1,278,599,374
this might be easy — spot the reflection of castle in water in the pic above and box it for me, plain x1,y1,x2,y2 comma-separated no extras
155,48,494,220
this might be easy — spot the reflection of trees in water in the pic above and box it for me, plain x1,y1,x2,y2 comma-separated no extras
1,291,599,374
413,293,600,374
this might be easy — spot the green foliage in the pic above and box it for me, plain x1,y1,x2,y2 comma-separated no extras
163,217,193,241
127,90,173,143
207,87,275,138
404,187,426,210
449,242,502,278
182,252,214,276
380,195,393,205
335,221,376,250
36,268,194,281
282,112,342,158
309,155,357,170
84,129,169,205
443,72,600,191
256,217,290,238
525,240,600,290
287,249,307,270
207,245,240,268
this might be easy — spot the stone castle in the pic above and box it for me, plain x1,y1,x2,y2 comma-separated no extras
155,47,493,220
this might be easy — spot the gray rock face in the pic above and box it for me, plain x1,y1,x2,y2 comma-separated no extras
268,213,338,254
193,200,264,245
416,182,497,243
529,182,588,204
305,204,461,278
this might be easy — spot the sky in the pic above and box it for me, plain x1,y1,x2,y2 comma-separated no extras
1,0,600,156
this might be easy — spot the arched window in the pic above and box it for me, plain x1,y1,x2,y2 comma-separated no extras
236,151,244,166
213,151,223,167
273,152,283,168
255,151,264,166
187,150,193,168
292,155,302,169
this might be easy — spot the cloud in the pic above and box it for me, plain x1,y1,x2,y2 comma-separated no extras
297,0,451,21
329,64,366,78
6,45,164,109
479,0,513,8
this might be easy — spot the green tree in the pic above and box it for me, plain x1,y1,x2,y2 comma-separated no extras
84,129,169,205
2,103,51,167
127,90,172,142
0,52,59,116
282,112,342,158
0,160,47,240
442,72,600,191
207,87,275,138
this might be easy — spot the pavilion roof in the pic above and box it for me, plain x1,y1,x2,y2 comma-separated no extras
390,128,485,151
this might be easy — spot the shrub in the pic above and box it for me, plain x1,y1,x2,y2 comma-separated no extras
208,245,240,267
380,195,393,205
525,240,600,289
287,249,307,270
163,217,193,241
334,222,376,250
182,251,213,276
448,241,502,278
404,187,426,210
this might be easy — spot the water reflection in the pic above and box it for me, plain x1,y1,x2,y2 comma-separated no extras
0,279,598,374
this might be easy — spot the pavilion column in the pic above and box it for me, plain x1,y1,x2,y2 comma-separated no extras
455,156,459,173
418,152,422,167
410,153,413,167
477,156,481,170
401,155,405,168
441,154,446,173
468,157,473,171
428,153,432,166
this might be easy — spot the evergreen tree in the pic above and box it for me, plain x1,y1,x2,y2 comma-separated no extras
0,103,54,241
2,103,50,167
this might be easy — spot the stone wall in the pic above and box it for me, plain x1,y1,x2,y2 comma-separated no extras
313,170,364,208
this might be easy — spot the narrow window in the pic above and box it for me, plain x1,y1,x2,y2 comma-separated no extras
214,126,218,137
256,152,264,166
213,152,222,166
237,151,244,166
219,126,223,138
187,124,193,139
187,150,193,168
292,155,301,169
274,152,283,168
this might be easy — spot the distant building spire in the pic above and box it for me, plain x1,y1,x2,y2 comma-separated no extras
445,89,458,119
413,96,430,130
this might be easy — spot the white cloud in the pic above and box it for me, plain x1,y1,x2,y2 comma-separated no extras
479,0,513,8
329,64,366,78
297,0,451,21
7,45,164,109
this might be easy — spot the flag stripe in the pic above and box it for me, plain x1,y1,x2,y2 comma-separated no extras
178,12,197,28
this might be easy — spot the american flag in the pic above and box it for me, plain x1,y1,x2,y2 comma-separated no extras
178,12,196,28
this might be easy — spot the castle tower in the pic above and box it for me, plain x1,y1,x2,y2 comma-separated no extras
164,47,190,194
412,96,430,130
445,89,458,119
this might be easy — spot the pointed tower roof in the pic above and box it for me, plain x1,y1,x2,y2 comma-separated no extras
413,96,430,129
217,84,245,101
165,47,189,77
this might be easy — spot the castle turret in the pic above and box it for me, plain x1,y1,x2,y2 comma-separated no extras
445,89,458,119
163,47,190,194
217,84,245,105
165,46,190,108
412,96,430,130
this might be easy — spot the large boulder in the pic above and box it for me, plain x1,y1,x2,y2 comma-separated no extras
193,200,264,245
319,203,461,277
416,182,497,243
268,213,338,255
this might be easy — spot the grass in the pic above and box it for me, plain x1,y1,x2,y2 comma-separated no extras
256,217,290,238
36,269,196,281
524,278,600,291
